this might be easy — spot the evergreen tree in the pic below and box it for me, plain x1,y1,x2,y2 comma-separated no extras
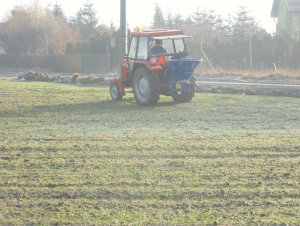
173,14,185,28
192,8,202,26
52,3,65,19
292,39,300,69
192,8,223,30
273,34,295,68
75,1,98,39
152,3,165,28
231,6,259,38
166,13,174,29
47,2,67,26
251,30,274,69
65,24,117,55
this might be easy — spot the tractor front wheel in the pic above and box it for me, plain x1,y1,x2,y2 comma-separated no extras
133,67,160,106
110,81,123,101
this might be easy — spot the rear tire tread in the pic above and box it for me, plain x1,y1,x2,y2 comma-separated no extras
133,67,160,106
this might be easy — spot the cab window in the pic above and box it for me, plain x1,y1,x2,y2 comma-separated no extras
128,37,138,59
174,38,185,52
163,39,174,53
137,37,148,60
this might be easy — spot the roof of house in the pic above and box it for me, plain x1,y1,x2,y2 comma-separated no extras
271,0,300,17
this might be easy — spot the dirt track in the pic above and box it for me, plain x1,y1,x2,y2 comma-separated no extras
195,77,300,98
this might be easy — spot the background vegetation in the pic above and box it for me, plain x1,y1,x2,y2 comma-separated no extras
0,1,299,70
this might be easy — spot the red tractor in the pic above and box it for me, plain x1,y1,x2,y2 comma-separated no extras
110,29,201,105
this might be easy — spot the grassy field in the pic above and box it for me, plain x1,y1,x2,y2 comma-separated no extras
0,80,300,225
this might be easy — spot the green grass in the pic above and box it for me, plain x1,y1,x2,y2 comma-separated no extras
0,80,300,225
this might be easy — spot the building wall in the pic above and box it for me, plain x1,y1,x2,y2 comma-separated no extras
276,0,300,39
277,0,286,33
277,0,289,35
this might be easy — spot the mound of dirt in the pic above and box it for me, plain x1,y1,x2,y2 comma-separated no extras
71,73,106,85
18,71,56,82
17,71,110,86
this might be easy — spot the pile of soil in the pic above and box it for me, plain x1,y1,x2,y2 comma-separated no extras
18,71,56,82
71,73,106,85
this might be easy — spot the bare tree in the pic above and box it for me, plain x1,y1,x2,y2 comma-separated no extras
0,3,78,54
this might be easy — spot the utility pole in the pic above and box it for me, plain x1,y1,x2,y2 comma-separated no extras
249,37,253,70
120,0,127,69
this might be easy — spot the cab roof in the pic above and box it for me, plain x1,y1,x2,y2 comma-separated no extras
131,29,184,37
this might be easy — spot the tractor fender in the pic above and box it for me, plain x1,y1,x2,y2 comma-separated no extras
132,61,163,75
113,78,125,95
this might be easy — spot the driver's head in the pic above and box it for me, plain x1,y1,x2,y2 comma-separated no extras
155,39,162,45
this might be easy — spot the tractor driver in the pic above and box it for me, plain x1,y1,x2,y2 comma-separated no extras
151,39,167,55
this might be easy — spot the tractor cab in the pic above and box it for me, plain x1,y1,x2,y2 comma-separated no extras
110,29,201,105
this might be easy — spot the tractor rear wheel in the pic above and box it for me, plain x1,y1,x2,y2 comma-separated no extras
110,81,123,101
133,67,160,106
172,84,195,103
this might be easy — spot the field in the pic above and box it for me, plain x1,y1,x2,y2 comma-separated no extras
0,80,300,224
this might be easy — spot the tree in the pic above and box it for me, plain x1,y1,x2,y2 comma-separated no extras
190,8,224,40
89,26,111,54
226,7,262,69
166,13,174,29
231,6,259,38
172,14,185,28
152,3,165,28
273,34,295,68
65,23,117,55
192,8,222,28
292,39,300,69
74,1,98,39
251,30,274,70
0,3,78,54
48,2,66,20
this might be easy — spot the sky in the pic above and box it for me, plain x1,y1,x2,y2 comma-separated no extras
0,0,276,33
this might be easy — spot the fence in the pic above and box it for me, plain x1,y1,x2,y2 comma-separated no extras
0,54,111,73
